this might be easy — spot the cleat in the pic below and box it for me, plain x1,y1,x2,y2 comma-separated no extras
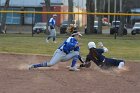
69,66,80,71
67,64,80,69
28,65,35,70
46,39,49,43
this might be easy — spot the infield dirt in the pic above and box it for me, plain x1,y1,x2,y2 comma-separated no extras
0,53,140,93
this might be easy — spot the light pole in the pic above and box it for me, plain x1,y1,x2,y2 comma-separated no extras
114,0,117,21
120,0,122,12
95,0,97,19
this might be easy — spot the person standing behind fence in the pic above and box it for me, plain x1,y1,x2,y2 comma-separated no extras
46,14,57,43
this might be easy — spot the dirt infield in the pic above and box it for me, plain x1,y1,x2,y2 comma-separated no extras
0,53,140,93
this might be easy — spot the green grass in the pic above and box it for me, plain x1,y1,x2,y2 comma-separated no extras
0,33,140,60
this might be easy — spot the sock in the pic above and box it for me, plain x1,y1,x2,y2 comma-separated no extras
33,62,47,68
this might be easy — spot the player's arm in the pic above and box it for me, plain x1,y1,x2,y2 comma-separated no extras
78,55,85,63
80,55,91,68
98,42,108,53
49,18,54,29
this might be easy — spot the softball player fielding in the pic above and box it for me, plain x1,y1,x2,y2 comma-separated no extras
29,32,83,71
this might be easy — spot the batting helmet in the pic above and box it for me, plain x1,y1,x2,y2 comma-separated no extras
88,42,96,49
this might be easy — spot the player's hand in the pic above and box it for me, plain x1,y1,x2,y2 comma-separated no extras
98,42,104,47
80,61,91,68
78,43,82,46
75,43,81,47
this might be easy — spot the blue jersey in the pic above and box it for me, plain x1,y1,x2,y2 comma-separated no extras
49,18,56,26
58,37,79,54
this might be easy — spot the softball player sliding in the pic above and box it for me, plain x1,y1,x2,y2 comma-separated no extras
80,42,125,69
29,32,83,71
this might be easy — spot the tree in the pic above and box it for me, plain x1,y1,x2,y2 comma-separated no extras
44,0,51,24
86,0,95,34
118,0,132,36
68,0,74,25
44,0,51,34
0,0,10,34
97,0,103,34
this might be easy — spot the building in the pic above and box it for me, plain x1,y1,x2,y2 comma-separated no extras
0,0,86,26
0,0,44,25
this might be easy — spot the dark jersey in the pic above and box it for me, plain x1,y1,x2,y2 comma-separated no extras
85,48,124,68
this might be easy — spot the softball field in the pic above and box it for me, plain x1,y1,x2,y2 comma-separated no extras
0,53,140,93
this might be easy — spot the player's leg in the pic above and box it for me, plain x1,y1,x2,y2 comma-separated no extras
46,26,51,42
46,27,53,42
105,58,125,69
69,55,80,71
61,51,79,62
47,49,64,66
111,59,125,69
29,49,64,69
52,29,57,43
61,51,80,71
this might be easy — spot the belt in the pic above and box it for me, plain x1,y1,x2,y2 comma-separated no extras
60,49,63,51
59,49,68,54
59,49,65,53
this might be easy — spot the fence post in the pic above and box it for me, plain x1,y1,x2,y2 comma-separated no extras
32,13,34,37
114,14,117,39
